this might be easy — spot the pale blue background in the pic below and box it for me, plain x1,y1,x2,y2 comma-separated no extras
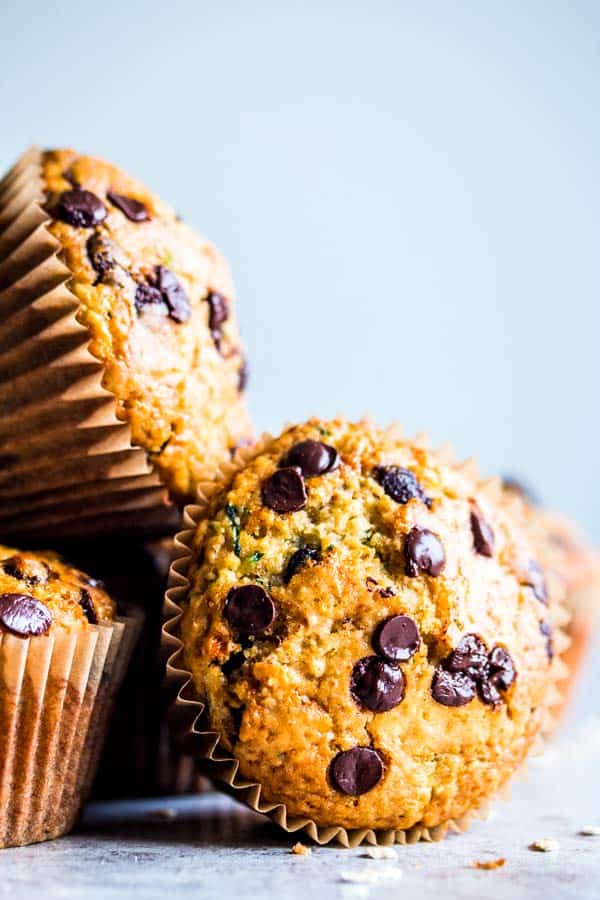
2,0,599,538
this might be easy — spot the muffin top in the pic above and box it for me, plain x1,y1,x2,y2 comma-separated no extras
0,545,115,637
41,148,251,504
180,418,560,832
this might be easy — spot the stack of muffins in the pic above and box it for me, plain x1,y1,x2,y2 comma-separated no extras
0,147,598,849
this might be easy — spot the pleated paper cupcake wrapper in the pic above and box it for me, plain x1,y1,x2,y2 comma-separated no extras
162,428,571,847
0,147,179,542
0,609,142,848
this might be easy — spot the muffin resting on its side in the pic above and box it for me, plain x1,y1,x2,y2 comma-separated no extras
0,545,115,634
179,419,562,833
41,149,251,504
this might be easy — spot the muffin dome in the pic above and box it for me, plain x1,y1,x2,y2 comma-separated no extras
41,149,251,504
0,545,115,635
180,419,561,832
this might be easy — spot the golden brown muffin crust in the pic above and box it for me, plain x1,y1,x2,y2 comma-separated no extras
0,544,115,634
41,148,251,503
180,419,560,832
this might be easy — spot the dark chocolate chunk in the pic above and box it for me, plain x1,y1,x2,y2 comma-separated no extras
206,291,229,351
87,233,117,281
135,280,165,314
283,440,340,478
79,588,97,625
470,509,495,557
446,633,489,680
431,667,476,707
54,189,107,228
221,650,247,677
478,677,502,706
329,746,384,795
238,357,249,392
539,620,554,660
0,593,52,637
373,466,431,507
155,266,191,323
487,645,516,691
404,527,446,577
224,585,275,635
261,467,307,513
350,656,406,712
107,191,149,222
284,546,321,583
520,559,548,605
374,615,420,663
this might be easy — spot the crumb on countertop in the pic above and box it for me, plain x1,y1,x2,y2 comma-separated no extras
579,826,600,836
291,842,312,856
471,858,506,870
363,846,398,860
529,839,559,852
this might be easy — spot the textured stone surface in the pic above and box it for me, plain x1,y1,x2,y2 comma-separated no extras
1,651,599,900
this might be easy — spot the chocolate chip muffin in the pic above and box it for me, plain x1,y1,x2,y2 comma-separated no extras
177,419,563,834
0,545,115,635
41,148,251,504
0,543,139,848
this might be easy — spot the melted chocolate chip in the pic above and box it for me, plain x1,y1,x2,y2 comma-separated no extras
206,291,229,351
224,585,275,635
378,586,396,598
221,649,247,677
524,560,548,605
478,677,502,706
261,467,307,513
374,615,420,663
107,191,149,222
283,440,340,478
155,266,191,322
87,233,117,282
487,645,516,691
431,667,476,707
404,527,446,577
54,189,107,228
238,357,249,392
471,509,495,557
350,656,406,712
329,747,384,795
79,588,97,625
373,466,431,507
284,546,321,583
2,555,50,586
446,633,489,680
0,593,52,637
539,621,554,660
135,280,165,314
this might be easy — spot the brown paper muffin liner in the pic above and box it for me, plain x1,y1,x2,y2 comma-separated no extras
0,147,179,542
0,609,141,848
162,431,570,846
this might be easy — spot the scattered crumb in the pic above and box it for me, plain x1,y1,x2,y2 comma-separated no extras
363,846,398,860
579,826,600,836
471,858,506,870
291,842,312,856
529,839,559,852
339,867,403,884
145,808,177,820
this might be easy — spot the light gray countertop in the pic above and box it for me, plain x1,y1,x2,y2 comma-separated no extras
1,651,599,900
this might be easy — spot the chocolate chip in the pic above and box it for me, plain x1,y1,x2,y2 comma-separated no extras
238,357,249,392
446,633,489,679
221,650,247,677
374,615,420,663
524,560,548,605
135,280,165,314
79,588,97,625
224,585,275,635
540,621,554,660
431,667,476,707
54,189,107,228
329,747,384,795
261,467,307,513
350,656,406,712
284,546,321,583
86,233,117,282
373,466,431,507
107,191,149,222
0,593,52,637
378,586,396,598
283,440,340,478
471,509,495,557
487,645,516,691
478,677,502,706
2,555,50,586
155,266,191,323
206,291,229,351
404,527,446,577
